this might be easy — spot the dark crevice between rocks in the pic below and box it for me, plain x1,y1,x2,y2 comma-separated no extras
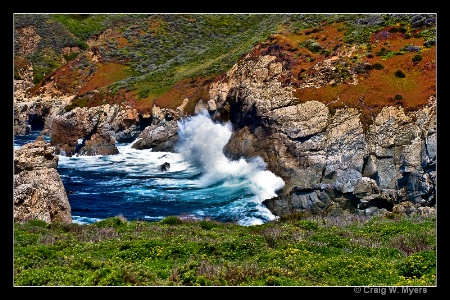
28,115,45,131
426,194,436,207
368,198,394,211
138,114,152,131
75,114,102,154
290,133,315,143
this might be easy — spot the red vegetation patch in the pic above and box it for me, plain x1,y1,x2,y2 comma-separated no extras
78,63,133,95
154,76,215,115
245,22,436,128
255,24,348,88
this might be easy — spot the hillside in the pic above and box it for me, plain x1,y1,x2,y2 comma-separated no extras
14,14,436,121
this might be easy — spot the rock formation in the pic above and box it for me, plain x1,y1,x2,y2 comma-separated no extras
131,104,182,152
14,136,72,223
50,104,141,156
206,54,436,217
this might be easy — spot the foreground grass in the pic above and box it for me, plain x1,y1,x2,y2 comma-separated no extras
14,213,436,286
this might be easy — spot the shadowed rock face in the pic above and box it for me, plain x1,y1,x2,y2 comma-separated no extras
14,137,72,223
50,104,140,156
208,54,436,217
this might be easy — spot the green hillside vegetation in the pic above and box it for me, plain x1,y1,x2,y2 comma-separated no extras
14,14,435,119
14,213,436,286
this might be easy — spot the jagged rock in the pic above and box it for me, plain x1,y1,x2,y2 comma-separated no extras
210,53,436,217
77,133,119,156
131,119,178,152
160,162,170,171
14,138,71,224
50,104,138,156
109,106,141,143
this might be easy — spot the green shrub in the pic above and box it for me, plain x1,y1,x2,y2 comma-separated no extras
412,54,422,62
295,220,318,230
375,47,389,56
398,250,436,278
160,215,183,225
64,52,79,62
394,94,403,100
394,70,406,78
301,39,323,53
95,216,127,228
199,220,218,230
372,62,384,70
309,232,350,249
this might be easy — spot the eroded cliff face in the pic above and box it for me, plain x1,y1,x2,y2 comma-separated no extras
207,54,436,217
50,104,142,156
14,137,72,223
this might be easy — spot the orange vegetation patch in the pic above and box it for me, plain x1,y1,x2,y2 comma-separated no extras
282,23,346,51
294,42,436,123
147,17,167,35
115,35,129,48
78,62,133,95
271,22,438,126
126,90,155,115
256,24,349,87
154,76,214,115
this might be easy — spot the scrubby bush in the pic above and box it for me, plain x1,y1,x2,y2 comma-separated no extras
160,215,183,225
372,62,384,70
199,220,218,230
412,54,422,62
375,47,389,56
301,39,323,53
394,94,403,100
394,69,406,78
398,250,436,278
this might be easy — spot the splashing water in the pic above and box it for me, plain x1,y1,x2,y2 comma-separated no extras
15,112,285,226
176,110,285,208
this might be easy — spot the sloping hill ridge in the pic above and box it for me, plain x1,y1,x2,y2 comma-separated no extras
14,14,436,118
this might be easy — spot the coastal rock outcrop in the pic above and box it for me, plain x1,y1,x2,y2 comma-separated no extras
131,104,180,152
14,137,72,223
207,54,436,217
50,104,140,156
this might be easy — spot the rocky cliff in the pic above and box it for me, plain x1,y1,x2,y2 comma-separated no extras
207,54,436,217
14,136,72,223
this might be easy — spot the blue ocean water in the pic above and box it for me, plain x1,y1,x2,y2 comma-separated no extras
13,111,285,226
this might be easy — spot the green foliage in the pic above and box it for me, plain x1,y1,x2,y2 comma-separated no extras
13,213,436,286
95,216,128,228
395,94,403,100
309,232,351,249
160,215,183,225
375,47,390,57
64,52,79,62
372,62,384,70
199,220,219,230
137,88,151,99
398,250,436,278
412,54,423,62
394,69,406,78
64,97,90,112
50,14,127,40
301,39,323,53
295,220,318,230
418,27,436,48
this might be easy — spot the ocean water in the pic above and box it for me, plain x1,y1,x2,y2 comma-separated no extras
13,111,285,226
